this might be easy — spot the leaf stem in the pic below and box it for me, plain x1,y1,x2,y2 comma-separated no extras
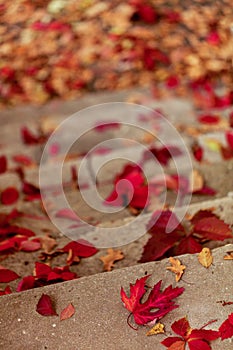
127,313,138,330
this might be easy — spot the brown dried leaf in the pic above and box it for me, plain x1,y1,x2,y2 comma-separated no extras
60,303,75,321
190,169,204,192
99,248,124,271
198,247,213,268
40,233,57,254
166,257,186,282
146,322,165,336
224,251,233,260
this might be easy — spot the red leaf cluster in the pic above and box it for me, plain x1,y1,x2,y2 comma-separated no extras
140,209,232,262
162,317,219,350
17,262,77,292
0,210,40,256
104,164,149,210
121,275,184,327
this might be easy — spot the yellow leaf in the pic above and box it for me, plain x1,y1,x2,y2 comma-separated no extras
204,139,222,152
198,247,213,268
224,251,233,260
99,248,124,271
146,322,165,336
166,257,186,282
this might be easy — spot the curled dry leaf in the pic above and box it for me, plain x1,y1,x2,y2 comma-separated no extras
166,257,186,282
60,303,75,321
198,247,213,268
99,248,124,271
146,322,165,336
223,251,233,260
40,233,57,254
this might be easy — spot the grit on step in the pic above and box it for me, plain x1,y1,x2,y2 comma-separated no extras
0,244,232,350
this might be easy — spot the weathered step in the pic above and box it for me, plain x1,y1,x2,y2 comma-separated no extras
1,196,233,292
0,244,232,350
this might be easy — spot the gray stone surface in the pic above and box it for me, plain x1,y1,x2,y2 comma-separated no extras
0,244,233,350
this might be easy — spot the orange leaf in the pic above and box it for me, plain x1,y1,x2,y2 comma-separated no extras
190,169,204,192
198,247,213,268
224,251,233,260
60,303,75,321
166,257,186,282
99,248,124,271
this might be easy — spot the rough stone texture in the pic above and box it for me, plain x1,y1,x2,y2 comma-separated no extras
0,244,232,350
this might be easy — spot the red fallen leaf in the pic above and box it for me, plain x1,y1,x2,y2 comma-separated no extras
193,216,232,241
121,276,184,326
197,114,220,125
36,294,57,316
161,317,219,350
220,145,233,160
147,210,184,234
94,121,120,132
192,143,203,162
139,231,182,262
166,76,180,89
142,145,182,166
55,208,81,222
137,4,157,23
174,236,202,255
193,186,216,196
22,181,41,200
0,266,19,282
12,154,35,166
35,262,52,279
229,111,233,128
0,155,7,174
21,126,41,145
60,303,75,321
1,187,19,205
17,276,36,292
47,266,77,282
0,225,35,239
19,238,41,252
164,10,180,23
206,31,220,45
61,239,98,258
226,131,233,150
219,313,233,340
0,285,12,296
105,164,149,209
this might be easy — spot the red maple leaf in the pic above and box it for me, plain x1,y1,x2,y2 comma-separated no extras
162,317,219,350
219,312,233,340
121,275,184,327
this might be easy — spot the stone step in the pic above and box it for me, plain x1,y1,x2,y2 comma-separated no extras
0,243,232,350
